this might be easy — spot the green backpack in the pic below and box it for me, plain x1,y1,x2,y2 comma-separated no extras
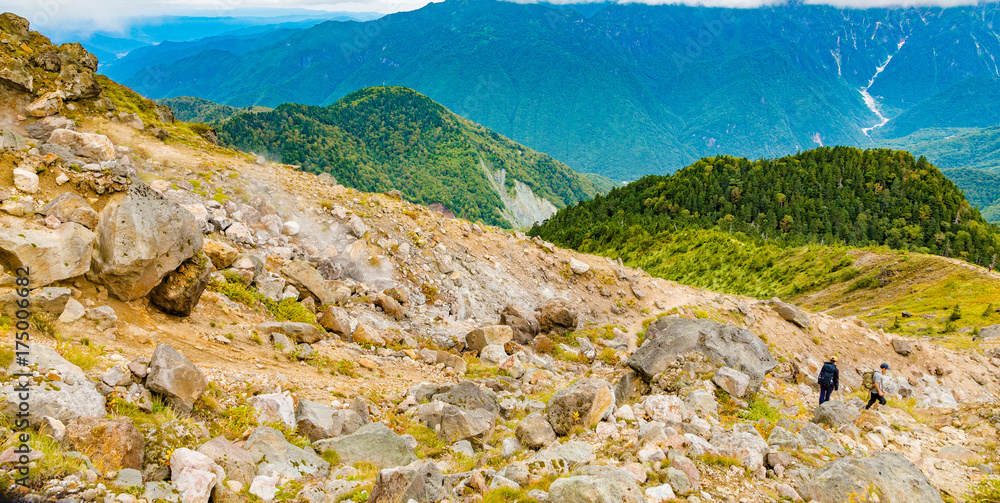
861,370,875,391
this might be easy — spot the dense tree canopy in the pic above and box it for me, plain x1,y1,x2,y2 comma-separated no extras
217,86,601,227
532,146,1000,266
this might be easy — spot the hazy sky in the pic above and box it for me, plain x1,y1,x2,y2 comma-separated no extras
1,0,985,34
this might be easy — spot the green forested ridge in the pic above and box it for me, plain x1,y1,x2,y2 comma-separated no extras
532,146,1000,269
157,96,272,124
216,86,601,228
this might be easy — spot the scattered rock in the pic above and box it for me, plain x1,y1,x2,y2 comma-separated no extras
548,476,623,503
256,321,322,344
170,448,222,503
202,239,238,269
66,416,144,470
42,192,100,229
296,399,342,442
891,338,914,356
629,317,776,392
375,292,406,320
770,299,811,328
812,400,861,428
248,391,296,430
149,251,213,316
516,412,557,449
12,168,38,193
197,436,256,486
713,366,751,398
314,422,416,469
145,344,208,412
318,306,352,337
0,223,95,288
797,452,943,503
245,426,329,478
25,92,62,117
465,325,514,355
536,298,578,334
369,460,446,503
500,304,540,344
545,379,614,436
568,257,590,274
47,128,115,161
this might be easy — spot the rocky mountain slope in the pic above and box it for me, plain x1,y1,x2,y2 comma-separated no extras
1,12,999,503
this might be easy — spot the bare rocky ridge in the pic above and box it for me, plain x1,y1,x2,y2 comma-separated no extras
0,12,997,503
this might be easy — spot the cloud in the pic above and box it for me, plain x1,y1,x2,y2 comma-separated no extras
1,0,990,37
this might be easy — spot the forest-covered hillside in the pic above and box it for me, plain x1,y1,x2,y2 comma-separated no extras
217,86,604,227
532,147,1000,267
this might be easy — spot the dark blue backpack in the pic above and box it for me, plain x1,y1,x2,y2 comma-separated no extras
818,362,836,387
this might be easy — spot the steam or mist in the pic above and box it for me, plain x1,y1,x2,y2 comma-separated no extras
6,0,990,37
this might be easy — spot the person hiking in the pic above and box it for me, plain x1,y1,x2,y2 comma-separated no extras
864,363,890,410
818,356,839,404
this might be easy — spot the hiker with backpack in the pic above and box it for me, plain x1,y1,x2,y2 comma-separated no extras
818,356,839,404
864,363,890,410
819,356,840,405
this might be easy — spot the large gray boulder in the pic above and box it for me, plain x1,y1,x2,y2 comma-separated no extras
548,476,624,503
572,465,647,503
196,436,255,486
280,260,337,305
437,405,496,446
0,345,104,424
245,426,329,478
0,287,71,317
42,192,99,229
628,318,776,392
47,129,114,162
770,299,811,328
500,304,540,344
710,424,769,471
431,382,500,415
145,344,208,412
149,251,213,317
369,460,446,503
313,422,416,469
812,400,861,428
0,222,95,288
515,412,557,449
797,452,943,503
296,399,341,442
536,298,578,334
465,326,513,355
545,379,614,436
91,182,203,301
255,321,322,344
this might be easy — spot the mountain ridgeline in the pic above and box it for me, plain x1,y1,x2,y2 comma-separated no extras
532,147,1000,270
109,0,1000,182
216,86,605,228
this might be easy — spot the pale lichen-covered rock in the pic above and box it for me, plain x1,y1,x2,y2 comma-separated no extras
66,416,144,471
25,91,62,117
91,181,203,301
47,129,115,161
797,452,943,503
0,221,95,288
545,378,614,436
145,343,208,412
314,422,415,469
42,192,100,229
629,317,776,392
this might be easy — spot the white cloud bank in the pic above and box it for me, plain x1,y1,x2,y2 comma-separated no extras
0,0,990,35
